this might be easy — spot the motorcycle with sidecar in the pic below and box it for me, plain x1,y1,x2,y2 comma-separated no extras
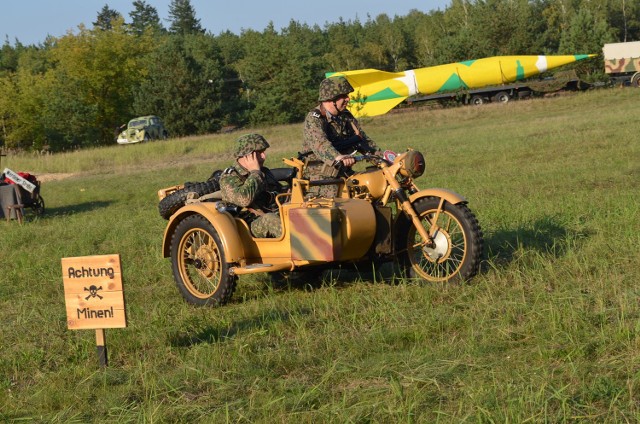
158,149,483,306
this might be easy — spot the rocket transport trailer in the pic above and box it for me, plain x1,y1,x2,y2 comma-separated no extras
406,69,588,106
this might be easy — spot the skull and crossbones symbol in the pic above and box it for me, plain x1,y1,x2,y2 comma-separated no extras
84,285,103,300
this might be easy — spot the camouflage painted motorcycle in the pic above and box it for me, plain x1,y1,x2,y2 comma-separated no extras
158,149,483,306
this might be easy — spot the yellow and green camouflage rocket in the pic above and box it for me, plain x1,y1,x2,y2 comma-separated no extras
327,54,596,117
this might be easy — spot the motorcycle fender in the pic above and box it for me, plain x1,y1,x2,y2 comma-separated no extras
162,203,245,263
409,188,467,205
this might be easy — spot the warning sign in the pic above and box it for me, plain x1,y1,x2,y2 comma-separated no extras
61,254,127,330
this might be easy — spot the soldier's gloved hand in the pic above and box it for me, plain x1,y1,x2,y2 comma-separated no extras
336,154,355,167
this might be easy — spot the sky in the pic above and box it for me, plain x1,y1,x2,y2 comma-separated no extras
0,0,451,46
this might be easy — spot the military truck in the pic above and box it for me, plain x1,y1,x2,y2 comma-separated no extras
603,41,640,87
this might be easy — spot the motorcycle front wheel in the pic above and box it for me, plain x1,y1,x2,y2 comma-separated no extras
169,214,237,306
399,197,483,283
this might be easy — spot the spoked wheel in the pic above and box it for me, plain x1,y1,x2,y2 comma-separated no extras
158,180,219,220
170,214,237,306
399,197,483,283
31,195,45,215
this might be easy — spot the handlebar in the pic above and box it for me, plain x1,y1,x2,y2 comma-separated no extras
332,153,391,168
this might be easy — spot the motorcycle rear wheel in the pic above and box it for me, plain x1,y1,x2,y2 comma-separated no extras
170,214,237,306
399,197,482,283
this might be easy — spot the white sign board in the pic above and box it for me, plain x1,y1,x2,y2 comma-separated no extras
3,168,36,193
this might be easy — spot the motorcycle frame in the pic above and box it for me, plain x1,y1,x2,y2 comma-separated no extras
161,152,468,276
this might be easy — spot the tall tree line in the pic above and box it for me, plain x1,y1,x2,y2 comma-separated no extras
0,0,638,152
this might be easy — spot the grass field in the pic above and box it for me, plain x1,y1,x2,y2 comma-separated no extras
1,88,639,422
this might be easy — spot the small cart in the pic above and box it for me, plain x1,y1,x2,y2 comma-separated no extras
2,172,45,218
18,174,45,215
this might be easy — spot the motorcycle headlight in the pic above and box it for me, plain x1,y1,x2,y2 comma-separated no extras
399,150,425,178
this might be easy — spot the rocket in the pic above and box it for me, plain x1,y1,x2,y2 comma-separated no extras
327,54,596,117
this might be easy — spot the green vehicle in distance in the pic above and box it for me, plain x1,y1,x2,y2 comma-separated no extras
116,115,168,145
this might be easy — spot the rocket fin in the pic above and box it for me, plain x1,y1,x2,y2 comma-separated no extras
349,93,407,118
327,69,409,117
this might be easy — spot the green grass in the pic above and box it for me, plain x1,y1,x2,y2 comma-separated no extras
1,88,639,422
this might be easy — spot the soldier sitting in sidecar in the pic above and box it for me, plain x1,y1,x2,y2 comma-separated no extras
218,133,285,239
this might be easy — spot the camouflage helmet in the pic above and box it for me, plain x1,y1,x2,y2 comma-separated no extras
318,76,354,102
233,133,270,158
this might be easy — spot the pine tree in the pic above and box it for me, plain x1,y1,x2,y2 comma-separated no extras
129,0,164,36
167,0,205,35
134,35,232,136
93,4,122,31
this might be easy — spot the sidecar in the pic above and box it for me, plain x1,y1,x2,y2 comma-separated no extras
159,160,388,306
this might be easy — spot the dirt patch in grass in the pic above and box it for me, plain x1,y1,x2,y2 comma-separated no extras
36,172,79,182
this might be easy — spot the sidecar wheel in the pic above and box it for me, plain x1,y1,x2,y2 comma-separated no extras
170,214,237,306
398,197,483,283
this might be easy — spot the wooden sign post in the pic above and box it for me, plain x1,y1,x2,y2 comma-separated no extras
61,254,127,367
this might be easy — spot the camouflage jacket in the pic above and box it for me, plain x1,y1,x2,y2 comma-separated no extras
219,164,282,211
302,105,379,165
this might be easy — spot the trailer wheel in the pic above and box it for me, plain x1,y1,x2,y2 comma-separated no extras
493,91,510,103
469,95,485,105
631,72,640,87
